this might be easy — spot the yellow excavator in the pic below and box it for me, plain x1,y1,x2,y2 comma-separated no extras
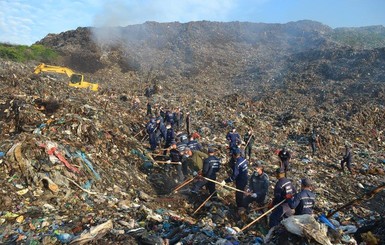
33,63,99,91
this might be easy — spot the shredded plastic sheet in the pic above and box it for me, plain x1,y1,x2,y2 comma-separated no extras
281,214,332,245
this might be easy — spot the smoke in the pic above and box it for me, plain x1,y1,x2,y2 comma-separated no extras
91,0,236,45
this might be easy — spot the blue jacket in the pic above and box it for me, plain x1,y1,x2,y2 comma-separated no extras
273,177,296,205
177,142,187,152
157,122,167,140
177,132,188,143
288,189,315,215
146,120,157,134
226,156,248,183
203,155,221,178
226,132,241,147
169,149,182,162
187,140,202,151
249,171,269,199
165,111,175,124
165,128,175,144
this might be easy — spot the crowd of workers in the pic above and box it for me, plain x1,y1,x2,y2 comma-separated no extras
144,103,352,228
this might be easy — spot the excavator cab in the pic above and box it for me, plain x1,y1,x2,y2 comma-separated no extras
70,74,83,84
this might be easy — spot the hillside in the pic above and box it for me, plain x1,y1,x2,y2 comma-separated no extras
0,20,385,244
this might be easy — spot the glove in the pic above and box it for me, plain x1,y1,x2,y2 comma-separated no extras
285,194,293,200
251,193,257,198
166,160,171,163
268,202,273,209
220,180,226,186
198,170,202,176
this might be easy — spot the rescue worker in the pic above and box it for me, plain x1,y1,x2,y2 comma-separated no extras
269,168,296,228
146,101,152,116
186,112,191,136
310,129,320,157
187,134,202,151
176,132,189,153
144,87,153,97
167,142,184,182
179,108,184,128
182,147,208,179
164,123,175,149
184,147,208,172
191,131,201,140
191,148,221,196
244,162,269,209
340,143,353,174
156,118,167,146
226,127,241,155
156,113,164,123
243,128,255,160
288,178,315,215
159,107,166,121
278,147,291,176
173,107,182,131
146,116,157,151
223,148,248,209
165,109,175,128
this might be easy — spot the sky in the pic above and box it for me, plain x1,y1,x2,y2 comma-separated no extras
0,0,384,45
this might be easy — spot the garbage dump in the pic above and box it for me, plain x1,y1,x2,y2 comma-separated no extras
1,22,385,244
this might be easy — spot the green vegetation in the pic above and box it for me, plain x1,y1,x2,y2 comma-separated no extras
0,43,58,62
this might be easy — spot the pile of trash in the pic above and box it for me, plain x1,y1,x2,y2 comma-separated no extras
1,46,385,245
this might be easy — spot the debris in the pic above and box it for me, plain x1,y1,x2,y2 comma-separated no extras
1,21,385,244
70,219,113,244
281,215,332,245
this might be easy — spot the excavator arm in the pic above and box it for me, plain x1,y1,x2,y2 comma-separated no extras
33,63,99,91
34,63,75,77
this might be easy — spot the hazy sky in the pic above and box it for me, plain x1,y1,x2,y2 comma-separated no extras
1,0,384,45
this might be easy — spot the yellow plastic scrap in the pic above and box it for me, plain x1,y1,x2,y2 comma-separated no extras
2,211,20,219
361,231,379,245
16,188,29,195
16,215,24,223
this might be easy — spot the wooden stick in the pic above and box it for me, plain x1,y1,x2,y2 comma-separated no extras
241,199,285,232
173,178,195,192
202,177,248,194
141,134,148,142
134,129,145,138
244,133,254,150
193,191,217,215
64,176,98,195
151,153,169,157
249,203,270,212
155,160,181,165
158,147,171,151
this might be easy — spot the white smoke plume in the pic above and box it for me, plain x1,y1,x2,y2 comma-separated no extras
91,0,236,45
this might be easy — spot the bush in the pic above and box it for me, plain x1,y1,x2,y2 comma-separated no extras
0,43,58,62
